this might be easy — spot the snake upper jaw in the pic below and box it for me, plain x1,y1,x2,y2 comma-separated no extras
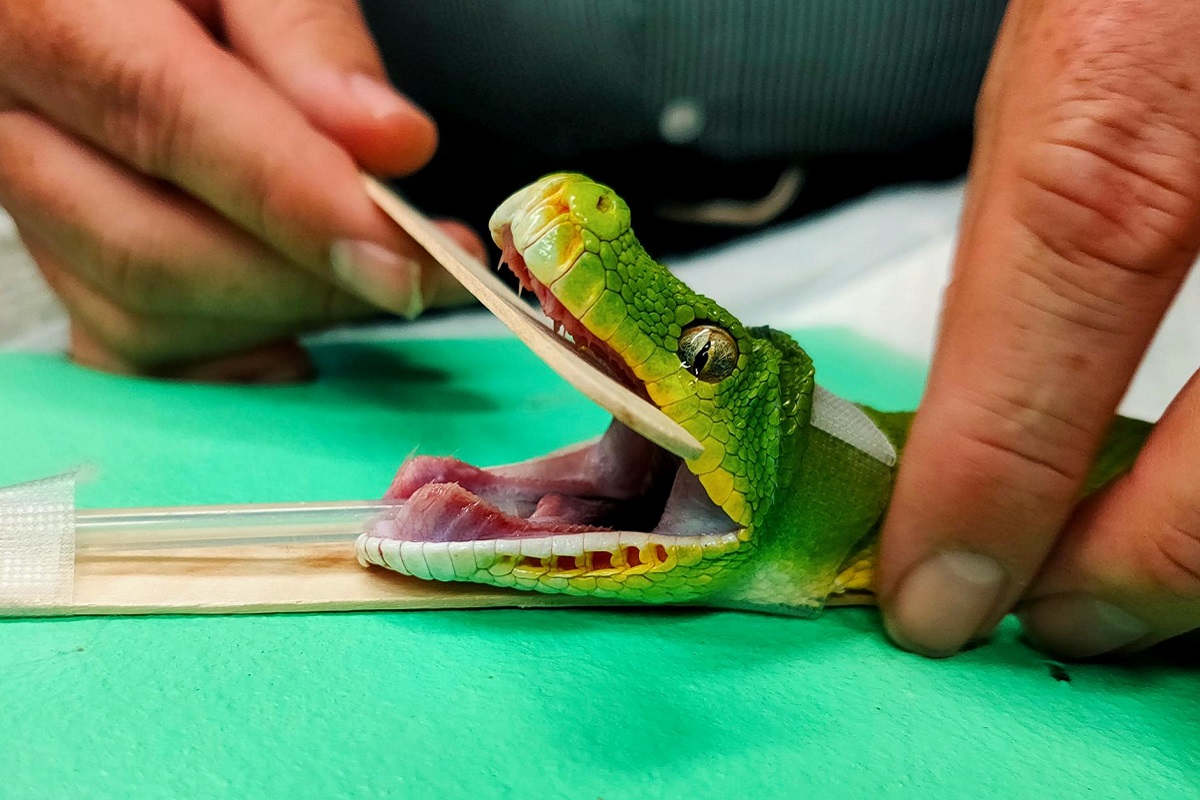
488,173,578,250
488,188,528,248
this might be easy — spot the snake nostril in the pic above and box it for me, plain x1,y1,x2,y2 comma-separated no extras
596,193,614,213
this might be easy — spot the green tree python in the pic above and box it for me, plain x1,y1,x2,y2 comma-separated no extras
356,173,1152,617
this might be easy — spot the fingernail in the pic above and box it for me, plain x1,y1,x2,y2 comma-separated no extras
885,550,1006,657
346,74,427,122
1018,594,1149,659
331,239,424,319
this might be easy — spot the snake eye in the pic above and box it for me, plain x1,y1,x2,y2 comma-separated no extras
679,324,738,382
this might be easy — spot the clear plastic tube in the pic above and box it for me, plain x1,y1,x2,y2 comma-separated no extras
75,500,403,552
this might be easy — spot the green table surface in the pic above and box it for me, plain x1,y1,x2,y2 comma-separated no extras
0,330,1196,799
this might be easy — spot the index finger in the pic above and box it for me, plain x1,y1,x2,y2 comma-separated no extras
877,0,1200,657
0,0,423,283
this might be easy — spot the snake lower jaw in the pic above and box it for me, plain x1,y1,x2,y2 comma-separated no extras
357,419,749,602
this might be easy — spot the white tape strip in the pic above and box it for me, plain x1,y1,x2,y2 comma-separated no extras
0,472,75,607
811,384,898,467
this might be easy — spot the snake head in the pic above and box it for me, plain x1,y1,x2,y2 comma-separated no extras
357,174,814,606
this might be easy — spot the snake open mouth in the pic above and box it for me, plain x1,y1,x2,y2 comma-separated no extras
355,217,742,595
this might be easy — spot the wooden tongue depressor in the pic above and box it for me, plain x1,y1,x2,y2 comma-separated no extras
55,543,617,616
363,176,704,461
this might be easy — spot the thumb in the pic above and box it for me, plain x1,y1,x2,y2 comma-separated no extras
1017,373,1200,659
220,0,437,176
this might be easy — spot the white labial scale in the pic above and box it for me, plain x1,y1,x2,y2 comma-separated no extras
494,539,522,558
353,535,371,567
447,541,479,578
380,539,404,573
472,539,497,568
551,534,585,557
702,532,741,556
422,542,457,581
519,538,553,560
665,535,703,566
400,541,432,579
359,537,380,568
583,532,619,555
616,532,651,552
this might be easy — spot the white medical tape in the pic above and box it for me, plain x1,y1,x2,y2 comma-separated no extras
0,472,76,608
811,384,897,467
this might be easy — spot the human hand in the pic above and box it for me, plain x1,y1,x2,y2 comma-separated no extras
878,0,1200,658
0,0,480,381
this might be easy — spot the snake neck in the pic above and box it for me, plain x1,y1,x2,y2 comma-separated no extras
826,409,915,602
705,397,904,615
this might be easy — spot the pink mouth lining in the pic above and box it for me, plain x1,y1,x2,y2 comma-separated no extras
381,421,678,541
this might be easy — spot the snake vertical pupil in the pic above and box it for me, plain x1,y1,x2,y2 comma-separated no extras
679,324,737,382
